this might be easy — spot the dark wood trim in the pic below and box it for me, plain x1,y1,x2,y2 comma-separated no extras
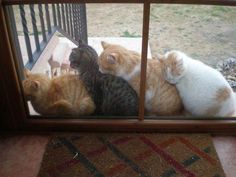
150,0,236,6
0,66,16,130
22,118,236,133
0,1,27,130
1,0,236,133
2,0,236,6
139,2,150,121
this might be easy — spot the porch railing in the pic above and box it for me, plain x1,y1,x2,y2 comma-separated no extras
5,3,87,70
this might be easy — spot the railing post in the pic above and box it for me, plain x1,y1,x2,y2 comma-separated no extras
72,4,78,41
65,4,70,35
69,4,73,38
79,4,88,44
57,4,62,28
30,4,40,52
19,4,33,63
71,4,87,43
45,4,52,34
38,4,47,42
52,4,57,27
61,3,66,31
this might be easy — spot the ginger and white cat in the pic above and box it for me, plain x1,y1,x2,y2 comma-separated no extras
23,69,95,116
158,50,236,116
98,41,183,116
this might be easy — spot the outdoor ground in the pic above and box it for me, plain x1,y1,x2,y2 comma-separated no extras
14,4,236,67
86,4,236,67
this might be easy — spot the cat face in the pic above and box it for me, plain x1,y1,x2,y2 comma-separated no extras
69,48,84,69
22,69,49,100
98,41,128,76
69,46,98,70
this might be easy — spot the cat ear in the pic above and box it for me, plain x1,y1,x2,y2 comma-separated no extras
24,68,31,78
155,54,165,63
156,54,164,60
30,80,40,90
107,53,117,64
101,41,110,49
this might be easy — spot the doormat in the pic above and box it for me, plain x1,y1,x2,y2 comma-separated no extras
37,133,225,177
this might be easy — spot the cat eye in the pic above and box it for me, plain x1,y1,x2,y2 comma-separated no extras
107,55,116,64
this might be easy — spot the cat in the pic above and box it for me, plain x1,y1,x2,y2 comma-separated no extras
98,41,183,116
22,69,95,116
158,50,236,116
69,40,139,116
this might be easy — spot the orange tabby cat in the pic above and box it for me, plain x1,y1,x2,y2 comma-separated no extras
23,69,95,116
98,41,183,115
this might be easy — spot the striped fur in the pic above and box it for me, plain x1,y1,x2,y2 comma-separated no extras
69,41,139,116
23,69,95,115
98,41,183,116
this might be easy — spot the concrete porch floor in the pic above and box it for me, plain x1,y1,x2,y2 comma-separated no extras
20,35,152,74
0,134,235,177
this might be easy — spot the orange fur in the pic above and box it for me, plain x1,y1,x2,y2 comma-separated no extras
157,53,185,78
23,69,95,116
99,42,183,115
215,87,231,103
205,87,232,116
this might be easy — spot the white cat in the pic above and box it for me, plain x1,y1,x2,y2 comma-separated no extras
158,50,236,117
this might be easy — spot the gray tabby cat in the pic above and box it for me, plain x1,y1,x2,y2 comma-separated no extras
69,40,139,116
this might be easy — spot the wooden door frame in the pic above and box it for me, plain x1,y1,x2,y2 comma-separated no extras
1,0,236,133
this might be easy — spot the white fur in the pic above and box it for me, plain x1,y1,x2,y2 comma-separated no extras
122,63,141,81
145,89,155,111
163,50,236,117
99,67,105,73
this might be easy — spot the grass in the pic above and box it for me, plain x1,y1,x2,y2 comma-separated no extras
177,27,185,31
12,4,236,68
14,5,236,35
150,12,158,19
191,53,200,58
213,6,230,13
121,30,141,38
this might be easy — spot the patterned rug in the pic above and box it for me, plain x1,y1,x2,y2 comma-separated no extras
37,133,225,177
